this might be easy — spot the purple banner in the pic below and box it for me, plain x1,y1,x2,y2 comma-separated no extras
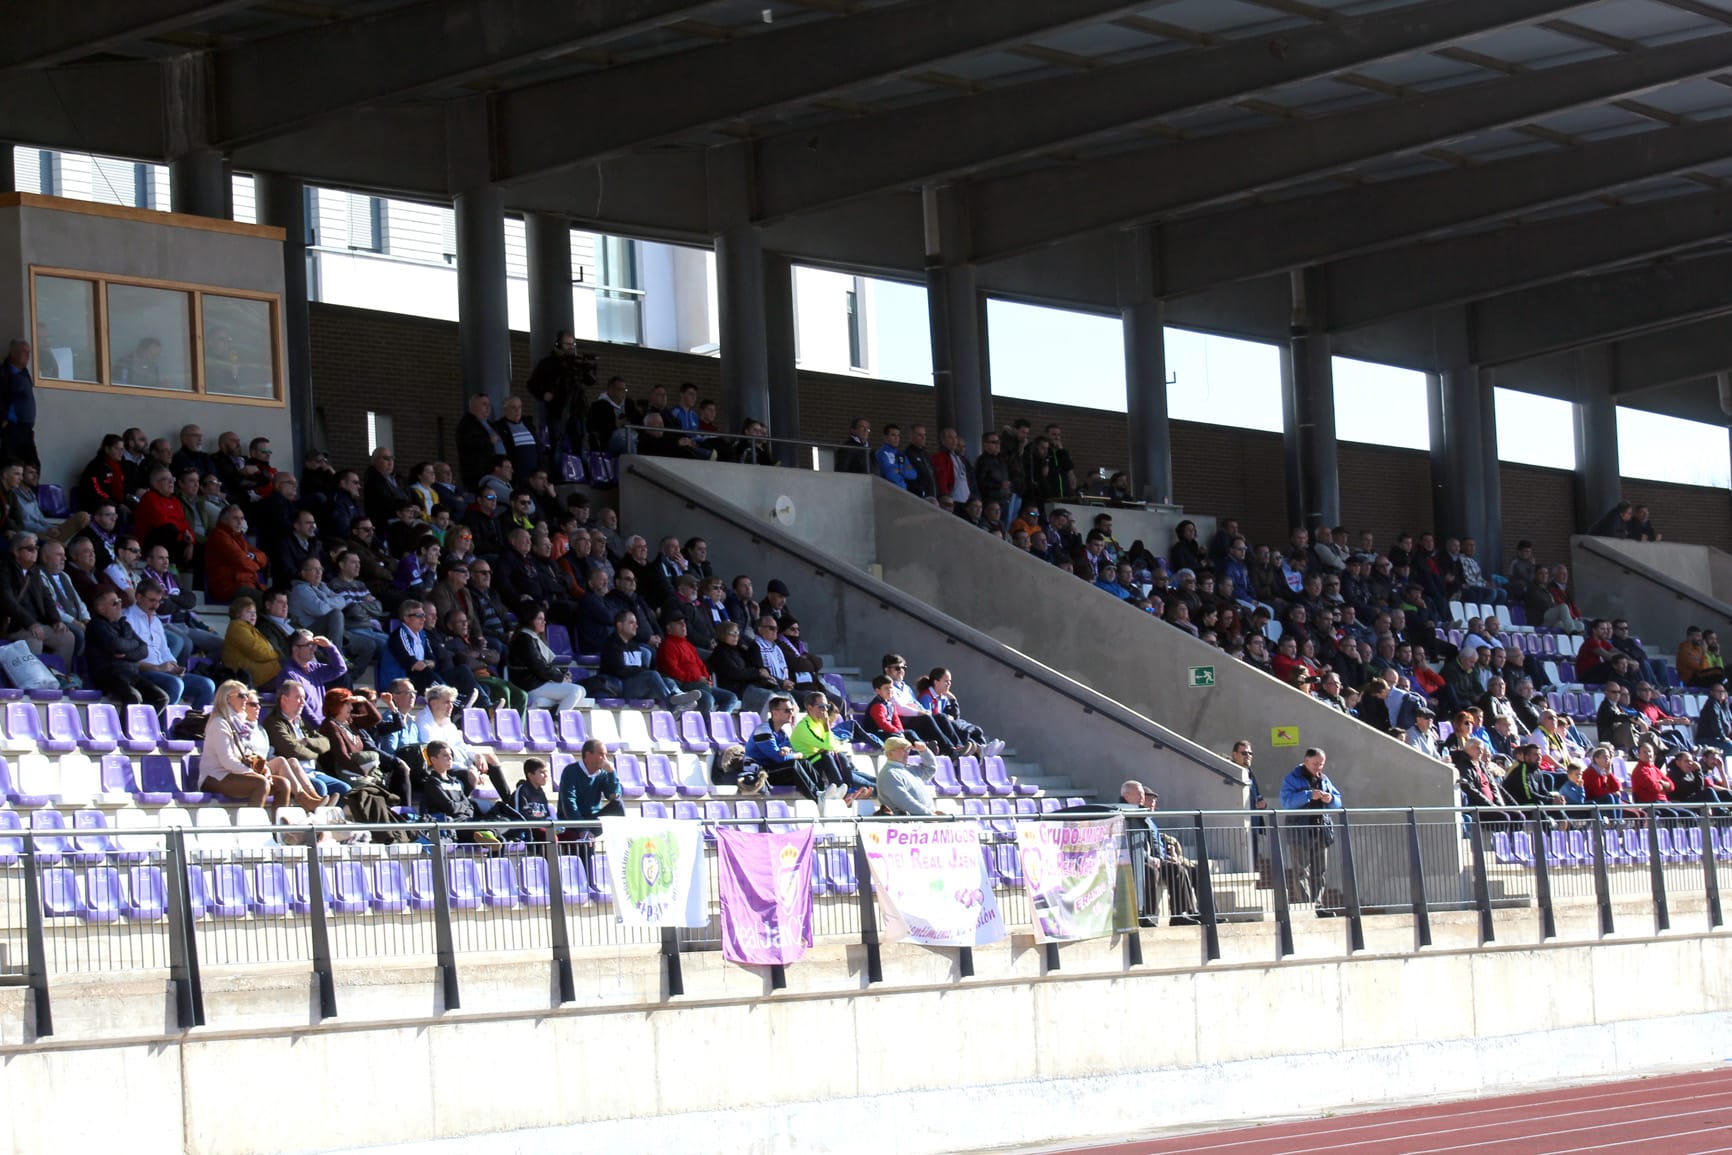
715,826,816,966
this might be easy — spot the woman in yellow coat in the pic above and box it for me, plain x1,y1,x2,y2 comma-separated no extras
222,597,283,687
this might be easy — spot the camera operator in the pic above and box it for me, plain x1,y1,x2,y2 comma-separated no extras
527,330,597,458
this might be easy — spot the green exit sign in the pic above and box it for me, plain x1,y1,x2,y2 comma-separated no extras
1187,665,1216,688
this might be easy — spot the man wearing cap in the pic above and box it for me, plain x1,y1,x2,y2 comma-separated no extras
1405,707,1444,760
762,579,794,627
1119,781,1199,926
875,736,935,816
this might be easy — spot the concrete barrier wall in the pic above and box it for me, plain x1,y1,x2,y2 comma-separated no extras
1571,535,1732,646
7,915,1729,1155
632,458,1451,809
619,458,1244,810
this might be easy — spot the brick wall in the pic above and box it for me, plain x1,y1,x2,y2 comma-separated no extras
1170,424,1287,548
1338,442,1434,550
1500,464,1576,570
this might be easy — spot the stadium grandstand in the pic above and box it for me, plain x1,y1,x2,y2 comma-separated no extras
2,1,1732,1153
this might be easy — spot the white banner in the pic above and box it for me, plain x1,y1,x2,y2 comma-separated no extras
859,821,1005,948
600,818,708,928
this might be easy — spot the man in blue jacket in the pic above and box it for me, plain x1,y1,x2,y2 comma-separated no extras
874,424,916,490
743,695,820,800
1280,747,1343,906
0,340,37,469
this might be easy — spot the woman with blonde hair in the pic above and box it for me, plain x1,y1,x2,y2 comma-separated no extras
197,679,299,809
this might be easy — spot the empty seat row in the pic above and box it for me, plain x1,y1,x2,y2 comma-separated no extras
1491,824,1732,869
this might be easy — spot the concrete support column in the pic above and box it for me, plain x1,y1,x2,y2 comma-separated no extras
1282,269,1339,530
715,224,771,434
1573,348,1622,533
169,150,230,219
254,173,316,466
763,252,800,466
455,185,512,411
524,212,573,363
1428,366,1503,564
924,185,989,456
1117,226,1173,504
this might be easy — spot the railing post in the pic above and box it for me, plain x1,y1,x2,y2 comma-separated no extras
851,829,882,985
1468,813,1494,945
1266,810,1294,959
1530,812,1556,942
1119,822,1142,968
542,829,574,1005
304,836,337,1020
19,834,51,1039
1190,812,1220,963
427,836,460,1010
1590,813,1615,938
1335,810,1365,955
1405,809,1431,950
1646,804,1670,935
1699,805,1723,931
165,828,204,1028
660,926,684,996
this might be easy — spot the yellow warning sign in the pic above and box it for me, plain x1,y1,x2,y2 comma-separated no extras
1270,726,1300,748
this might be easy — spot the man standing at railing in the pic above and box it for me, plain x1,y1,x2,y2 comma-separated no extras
1279,748,1342,907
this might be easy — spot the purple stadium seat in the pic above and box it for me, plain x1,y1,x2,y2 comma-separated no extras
673,801,701,822
708,712,741,747
556,709,589,752
87,704,128,752
702,800,731,839
589,854,616,904
520,856,551,907
46,703,106,754
737,711,763,741
644,752,682,797
209,864,254,918
982,756,1017,797
765,799,796,832
1541,634,1558,656
995,843,1024,886
956,756,989,797
37,484,69,518
679,711,713,752
823,848,859,895
40,868,82,918
986,799,1016,836
35,809,99,864
734,799,764,829
1064,797,1086,809
445,859,482,910
253,863,292,916
130,705,194,754
614,753,650,798
962,798,987,819
406,860,438,912
544,623,575,662
74,809,141,862
650,710,680,749
524,709,559,752
809,853,830,897
492,709,527,753
462,708,497,748
11,704,73,753
482,858,520,908
639,799,671,820
557,855,593,907
369,861,408,914
0,811,21,866
1039,797,1061,814
928,756,961,797
1015,798,1041,818
124,866,168,920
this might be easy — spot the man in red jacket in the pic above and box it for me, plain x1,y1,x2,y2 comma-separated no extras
653,612,736,714
133,467,195,566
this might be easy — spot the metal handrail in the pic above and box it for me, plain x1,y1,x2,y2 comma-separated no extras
617,422,856,453
621,457,1245,785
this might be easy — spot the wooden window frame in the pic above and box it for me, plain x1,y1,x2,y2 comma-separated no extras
28,265,286,408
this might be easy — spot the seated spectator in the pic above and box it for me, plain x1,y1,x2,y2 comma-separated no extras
1629,741,1675,806
1667,747,1732,811
916,667,1003,756
291,556,377,678
557,739,625,823
724,574,759,630
776,617,836,707
599,609,701,710
3,461,87,544
415,740,500,843
78,434,128,513
606,567,662,648
416,683,502,788
1453,739,1520,824
790,690,871,803
88,587,166,707
1119,781,1199,925
652,611,734,714
255,588,297,660
1631,681,1691,750
206,504,268,603
1499,742,1564,814
197,681,297,809
874,735,935,817
261,680,352,806
1697,681,1732,755
508,607,588,713
393,534,441,601
389,600,445,696
1575,619,1618,685
316,688,402,807
1537,564,1584,634
1405,707,1443,759
125,579,216,709
1583,744,1627,807
429,607,497,709
134,466,196,566
222,597,282,686
878,653,974,755
279,629,349,722
1677,625,1725,688
0,533,76,666
575,567,618,655
709,619,778,712
742,694,822,800
1588,500,1635,538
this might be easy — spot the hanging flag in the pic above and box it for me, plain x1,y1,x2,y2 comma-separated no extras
715,826,816,966
600,818,708,927
1017,816,1122,943
859,821,1005,948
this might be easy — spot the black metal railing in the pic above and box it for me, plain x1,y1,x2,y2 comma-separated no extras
2,803,1726,1037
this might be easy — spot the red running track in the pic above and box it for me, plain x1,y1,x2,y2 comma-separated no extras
1062,1068,1732,1155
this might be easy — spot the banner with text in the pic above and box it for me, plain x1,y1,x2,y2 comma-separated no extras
860,821,1005,948
715,826,816,966
601,818,708,928
1017,815,1122,943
